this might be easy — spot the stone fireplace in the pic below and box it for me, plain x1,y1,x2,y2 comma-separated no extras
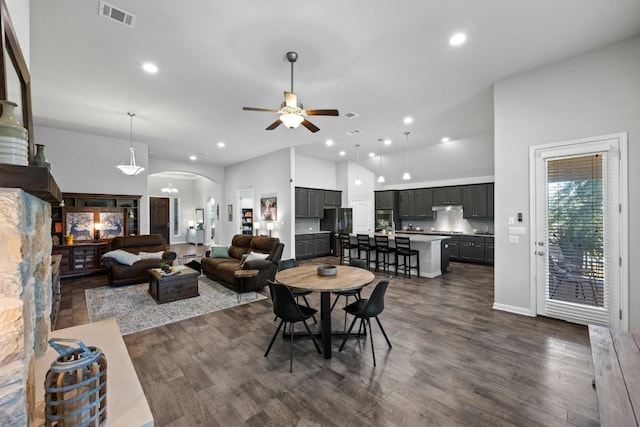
0,188,52,426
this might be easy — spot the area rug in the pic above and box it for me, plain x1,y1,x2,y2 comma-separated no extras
85,276,266,335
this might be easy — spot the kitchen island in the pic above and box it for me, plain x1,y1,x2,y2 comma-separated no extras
367,232,450,278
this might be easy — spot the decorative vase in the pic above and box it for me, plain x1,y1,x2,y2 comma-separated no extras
0,100,29,166
65,234,74,246
33,143,51,169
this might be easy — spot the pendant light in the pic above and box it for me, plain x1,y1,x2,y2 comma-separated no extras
354,144,362,185
117,112,145,176
377,138,385,183
161,183,178,195
402,131,411,180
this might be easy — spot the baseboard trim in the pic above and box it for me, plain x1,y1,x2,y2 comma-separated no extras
493,302,535,317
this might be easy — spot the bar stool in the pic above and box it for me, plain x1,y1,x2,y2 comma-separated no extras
338,233,357,265
395,236,420,278
356,234,377,270
374,235,396,273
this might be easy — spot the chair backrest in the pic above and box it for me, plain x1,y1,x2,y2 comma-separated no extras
267,280,308,322
350,258,368,269
374,235,390,249
278,258,299,271
339,233,351,246
394,236,411,251
357,234,371,247
361,277,391,318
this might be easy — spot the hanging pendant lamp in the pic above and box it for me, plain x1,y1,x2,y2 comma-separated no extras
117,112,145,176
377,138,385,183
402,131,411,180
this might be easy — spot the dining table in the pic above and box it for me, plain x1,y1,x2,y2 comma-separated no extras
275,264,375,359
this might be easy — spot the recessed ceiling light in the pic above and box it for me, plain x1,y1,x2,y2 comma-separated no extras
441,137,450,143
449,33,467,46
217,142,225,148
384,139,392,145
189,155,197,161
339,151,346,156
142,62,158,73
325,139,334,146
368,152,375,158
403,117,413,124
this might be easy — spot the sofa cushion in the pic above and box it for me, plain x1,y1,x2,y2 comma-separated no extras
104,249,142,266
138,250,164,260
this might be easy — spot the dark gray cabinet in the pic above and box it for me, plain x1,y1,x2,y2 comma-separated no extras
462,184,488,218
449,235,493,264
324,190,341,207
399,189,432,218
295,187,325,218
485,237,494,263
375,190,397,210
398,190,415,218
433,186,462,205
295,233,331,259
487,183,494,218
448,237,460,259
295,188,308,217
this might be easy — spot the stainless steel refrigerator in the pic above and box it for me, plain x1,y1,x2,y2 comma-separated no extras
320,208,352,255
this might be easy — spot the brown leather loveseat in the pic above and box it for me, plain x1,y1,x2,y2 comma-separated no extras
201,234,284,293
103,234,177,286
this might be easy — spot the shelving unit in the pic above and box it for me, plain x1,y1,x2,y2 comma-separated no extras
241,208,253,235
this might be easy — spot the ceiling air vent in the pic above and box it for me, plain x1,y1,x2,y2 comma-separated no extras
99,1,136,28
344,112,359,118
345,129,362,136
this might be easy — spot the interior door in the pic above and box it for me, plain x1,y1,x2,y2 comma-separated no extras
532,135,624,327
351,199,372,235
150,197,170,244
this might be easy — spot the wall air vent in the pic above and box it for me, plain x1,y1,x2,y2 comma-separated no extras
99,1,136,28
344,112,359,118
345,129,362,136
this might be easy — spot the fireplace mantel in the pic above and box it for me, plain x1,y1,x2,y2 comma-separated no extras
0,164,61,203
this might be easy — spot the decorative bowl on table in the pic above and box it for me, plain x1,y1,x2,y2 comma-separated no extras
317,265,337,276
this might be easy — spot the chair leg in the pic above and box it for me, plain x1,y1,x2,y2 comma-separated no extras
330,294,341,312
265,319,285,357
301,295,317,323
339,316,359,351
374,316,392,348
302,319,322,354
289,320,294,373
367,318,376,366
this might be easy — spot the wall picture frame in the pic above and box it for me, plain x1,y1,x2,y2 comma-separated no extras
227,204,233,221
260,197,277,221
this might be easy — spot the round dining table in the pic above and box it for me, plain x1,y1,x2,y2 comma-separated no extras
275,264,375,359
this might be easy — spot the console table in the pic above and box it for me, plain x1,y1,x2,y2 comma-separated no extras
52,242,108,278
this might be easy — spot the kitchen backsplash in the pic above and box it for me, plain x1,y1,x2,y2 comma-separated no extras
295,218,321,234
400,210,494,234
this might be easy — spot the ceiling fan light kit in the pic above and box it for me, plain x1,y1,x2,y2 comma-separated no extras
243,51,339,133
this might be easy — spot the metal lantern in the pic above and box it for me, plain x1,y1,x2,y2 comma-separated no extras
44,339,107,426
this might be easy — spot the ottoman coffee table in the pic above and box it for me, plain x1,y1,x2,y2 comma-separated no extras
148,265,200,304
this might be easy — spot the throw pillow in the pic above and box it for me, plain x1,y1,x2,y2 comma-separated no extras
242,251,269,267
103,249,142,266
210,245,229,258
240,253,250,266
138,251,164,260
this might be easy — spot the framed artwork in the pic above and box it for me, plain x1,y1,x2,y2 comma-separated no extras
227,204,233,221
65,211,94,241
260,197,277,221
99,211,125,238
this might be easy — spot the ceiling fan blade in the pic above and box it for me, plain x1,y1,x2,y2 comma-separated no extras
301,119,320,133
306,109,340,116
243,107,279,113
266,119,283,130
284,92,297,107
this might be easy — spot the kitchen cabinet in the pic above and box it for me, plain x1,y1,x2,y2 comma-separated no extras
375,190,397,210
448,236,460,259
433,186,462,205
295,232,331,259
324,190,342,207
414,189,433,217
295,187,325,218
449,235,493,264
462,184,488,218
398,190,415,218
485,237,494,264
487,183,494,218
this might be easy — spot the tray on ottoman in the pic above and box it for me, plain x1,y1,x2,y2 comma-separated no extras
148,265,200,304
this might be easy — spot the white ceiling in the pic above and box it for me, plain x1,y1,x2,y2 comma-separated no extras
30,1,640,174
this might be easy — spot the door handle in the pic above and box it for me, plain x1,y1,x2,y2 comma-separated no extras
537,251,545,256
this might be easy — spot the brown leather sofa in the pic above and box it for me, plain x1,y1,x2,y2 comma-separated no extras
201,234,284,292
103,234,177,286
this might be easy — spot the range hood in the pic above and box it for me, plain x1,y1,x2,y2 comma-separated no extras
431,205,463,212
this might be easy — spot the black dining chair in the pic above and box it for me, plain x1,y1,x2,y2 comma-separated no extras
339,233,358,265
374,234,396,273
278,258,316,323
338,277,393,367
330,258,366,330
265,281,322,372
356,234,376,270
395,236,420,278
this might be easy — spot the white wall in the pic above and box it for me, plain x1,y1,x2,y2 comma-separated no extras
294,154,337,189
494,36,640,327
222,148,293,259
5,0,29,67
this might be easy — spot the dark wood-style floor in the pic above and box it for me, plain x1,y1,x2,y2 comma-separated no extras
56,244,599,426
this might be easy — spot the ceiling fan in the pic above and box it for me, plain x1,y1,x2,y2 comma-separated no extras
242,51,339,133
